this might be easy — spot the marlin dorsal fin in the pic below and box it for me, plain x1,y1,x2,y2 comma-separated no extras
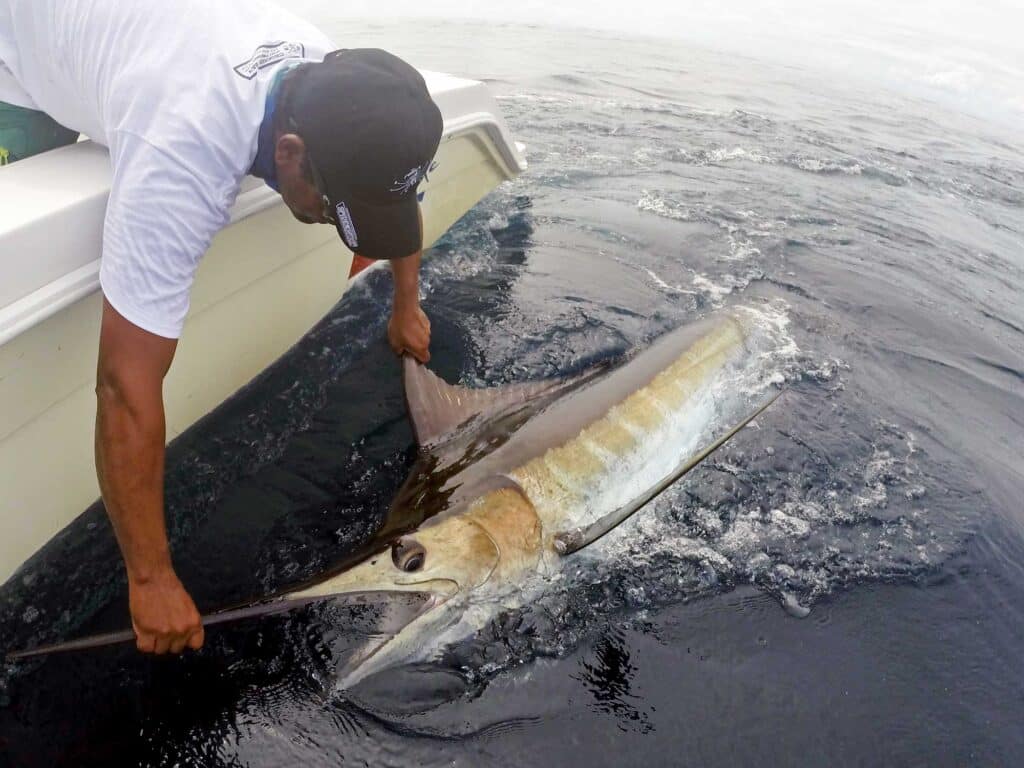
402,357,566,447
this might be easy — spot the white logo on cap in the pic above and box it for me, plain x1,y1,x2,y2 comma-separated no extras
390,162,430,195
335,202,358,248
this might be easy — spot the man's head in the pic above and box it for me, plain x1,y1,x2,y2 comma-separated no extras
273,49,443,259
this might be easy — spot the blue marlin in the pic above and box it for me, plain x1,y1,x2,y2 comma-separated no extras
9,313,780,687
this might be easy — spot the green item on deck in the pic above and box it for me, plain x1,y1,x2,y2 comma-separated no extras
0,101,79,165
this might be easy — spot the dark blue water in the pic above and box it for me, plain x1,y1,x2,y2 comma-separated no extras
2,20,1023,767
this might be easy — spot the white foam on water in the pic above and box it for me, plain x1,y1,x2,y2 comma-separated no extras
732,302,802,393
637,191,779,265
725,236,761,262
641,267,697,295
791,156,864,175
691,273,735,303
670,146,777,166
637,189,690,221
486,211,511,231
499,91,576,105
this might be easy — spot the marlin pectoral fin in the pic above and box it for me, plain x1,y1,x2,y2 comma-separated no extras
553,389,786,556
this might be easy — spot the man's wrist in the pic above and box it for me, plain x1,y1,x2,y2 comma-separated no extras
388,246,422,308
126,552,175,586
391,270,420,310
393,289,419,312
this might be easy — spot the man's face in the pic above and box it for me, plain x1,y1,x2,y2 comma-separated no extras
274,133,332,225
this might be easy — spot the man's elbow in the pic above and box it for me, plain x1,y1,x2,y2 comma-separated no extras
95,297,177,425
94,363,163,429
95,366,121,405
95,360,133,407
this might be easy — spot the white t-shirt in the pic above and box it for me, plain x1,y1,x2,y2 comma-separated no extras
0,0,333,338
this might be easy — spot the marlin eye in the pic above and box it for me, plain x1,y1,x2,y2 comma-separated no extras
392,538,426,572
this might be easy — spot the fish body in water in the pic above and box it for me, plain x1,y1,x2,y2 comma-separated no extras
9,312,780,686
291,313,760,685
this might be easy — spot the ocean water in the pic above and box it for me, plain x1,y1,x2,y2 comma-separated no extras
2,19,1023,767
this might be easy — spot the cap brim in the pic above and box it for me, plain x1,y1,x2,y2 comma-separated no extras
333,193,420,261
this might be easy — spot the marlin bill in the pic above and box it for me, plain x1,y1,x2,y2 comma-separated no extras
9,311,783,686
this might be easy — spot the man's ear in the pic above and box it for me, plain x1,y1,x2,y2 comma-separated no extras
274,133,306,170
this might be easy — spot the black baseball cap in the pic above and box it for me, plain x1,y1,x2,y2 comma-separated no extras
283,49,443,260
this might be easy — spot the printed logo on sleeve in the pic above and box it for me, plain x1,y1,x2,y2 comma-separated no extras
335,202,359,248
233,41,305,80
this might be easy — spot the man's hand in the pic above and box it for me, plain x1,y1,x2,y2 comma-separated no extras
129,568,204,654
388,302,431,363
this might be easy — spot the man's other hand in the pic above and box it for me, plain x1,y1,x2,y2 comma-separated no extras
388,303,431,363
129,569,204,655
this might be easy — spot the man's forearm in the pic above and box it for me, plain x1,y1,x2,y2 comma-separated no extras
390,248,422,309
390,203,424,309
385,249,431,362
95,380,171,583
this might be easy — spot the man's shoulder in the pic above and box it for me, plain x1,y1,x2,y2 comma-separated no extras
108,3,333,181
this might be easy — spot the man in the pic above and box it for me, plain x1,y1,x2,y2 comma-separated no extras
0,1,441,655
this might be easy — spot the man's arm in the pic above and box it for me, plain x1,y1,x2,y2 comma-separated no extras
95,298,203,655
387,249,431,362
385,205,431,362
